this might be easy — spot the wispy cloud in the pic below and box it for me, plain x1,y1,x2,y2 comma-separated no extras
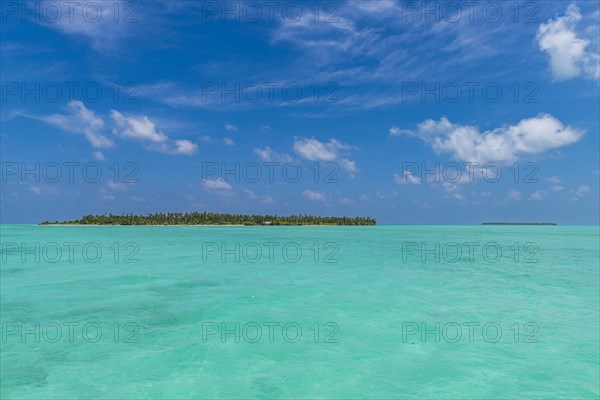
25,101,198,155
35,0,144,54
23,100,113,148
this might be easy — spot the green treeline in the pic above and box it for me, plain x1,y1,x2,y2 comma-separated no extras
40,212,376,226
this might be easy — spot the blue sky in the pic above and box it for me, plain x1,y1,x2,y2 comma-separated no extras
1,0,599,224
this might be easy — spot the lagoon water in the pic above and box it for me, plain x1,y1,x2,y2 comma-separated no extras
1,225,599,399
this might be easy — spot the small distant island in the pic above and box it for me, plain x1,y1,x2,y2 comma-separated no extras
40,212,376,226
482,222,557,226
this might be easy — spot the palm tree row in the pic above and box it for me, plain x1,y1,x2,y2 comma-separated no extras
41,212,376,226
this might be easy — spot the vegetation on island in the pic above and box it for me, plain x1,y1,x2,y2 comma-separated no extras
40,212,376,226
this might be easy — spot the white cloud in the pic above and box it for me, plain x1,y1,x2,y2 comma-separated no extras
449,192,466,202
242,190,274,204
389,126,402,136
225,123,238,131
293,137,358,177
40,103,199,155
253,146,293,163
351,0,397,14
441,181,463,194
395,114,583,164
376,190,398,200
302,190,327,202
173,139,198,155
111,110,168,142
107,181,128,191
394,172,421,185
389,125,412,136
529,184,568,200
260,195,274,204
506,189,522,202
537,4,599,81
545,176,561,183
530,190,545,201
110,110,197,155
37,100,113,148
224,137,235,146
338,158,358,178
575,185,590,197
100,188,115,201
202,178,232,191
293,137,351,161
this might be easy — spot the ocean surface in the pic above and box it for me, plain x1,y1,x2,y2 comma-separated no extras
1,225,598,399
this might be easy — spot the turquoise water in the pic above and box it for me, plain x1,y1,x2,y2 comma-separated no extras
1,225,598,399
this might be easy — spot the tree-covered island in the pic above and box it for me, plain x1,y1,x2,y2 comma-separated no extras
40,212,376,226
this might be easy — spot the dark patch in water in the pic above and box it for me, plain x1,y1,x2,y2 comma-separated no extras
1,302,35,319
150,281,219,298
0,268,23,278
174,280,219,289
251,377,284,399
1,365,49,388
